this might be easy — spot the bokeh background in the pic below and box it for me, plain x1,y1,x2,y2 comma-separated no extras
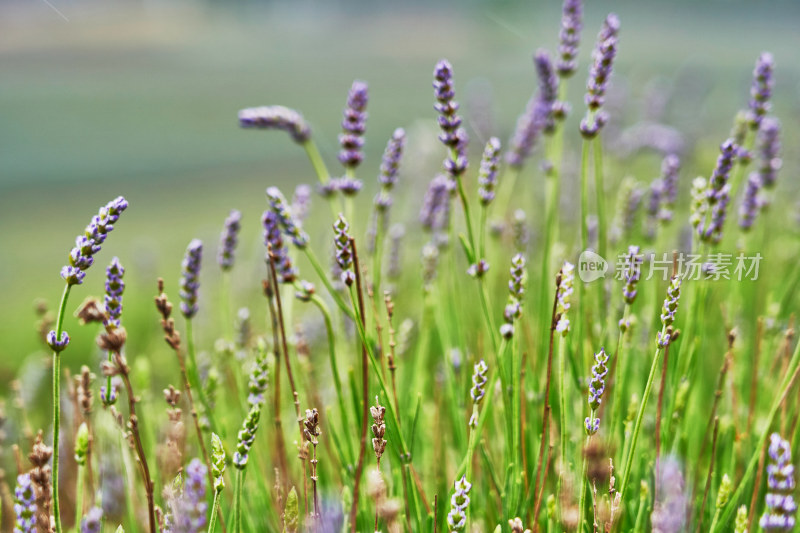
1,0,799,392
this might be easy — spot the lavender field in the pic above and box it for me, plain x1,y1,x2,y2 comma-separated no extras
1,1,800,532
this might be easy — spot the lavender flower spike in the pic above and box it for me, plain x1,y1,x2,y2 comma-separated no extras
174,459,208,533
333,214,355,286
739,173,762,231
446,475,472,531
661,154,681,208
179,239,202,319
61,196,128,286
217,209,241,271
506,94,548,168
80,507,103,533
339,80,369,169
104,257,125,327
266,186,309,249
534,49,560,132
262,210,297,284
478,137,501,206
758,117,781,189
233,405,261,468
247,348,269,407
748,52,775,130
658,275,682,347
291,184,312,223
759,433,796,531
585,13,620,111
14,473,37,533
557,0,583,77
468,359,488,427
699,139,737,244
433,60,462,149
375,128,406,212
584,347,609,435
238,105,311,144
555,262,575,336
621,245,642,305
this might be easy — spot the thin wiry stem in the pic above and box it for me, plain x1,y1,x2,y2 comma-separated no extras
695,418,720,532
51,283,71,533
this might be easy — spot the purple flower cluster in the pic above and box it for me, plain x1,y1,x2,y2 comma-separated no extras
660,154,681,222
339,80,369,169
47,330,70,353
104,257,125,327
420,175,453,233
233,406,261,469
172,459,208,533
446,475,472,531
555,262,575,336
80,507,103,533
179,239,203,319
291,184,312,223
557,0,583,77
658,276,682,346
61,196,128,286
217,209,241,271
238,105,311,144
477,137,501,206
534,49,561,132
468,359,488,428
375,128,406,212
333,215,355,286
433,60,462,149
760,433,796,531
584,347,608,436
262,210,296,284
698,139,736,244
506,94,548,168
14,473,37,533
758,117,781,189
247,350,268,407
748,52,774,130
500,254,526,338
266,186,309,249
739,173,762,231
581,13,620,137
621,245,642,305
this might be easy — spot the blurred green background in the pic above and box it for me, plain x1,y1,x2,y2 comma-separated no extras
1,0,799,387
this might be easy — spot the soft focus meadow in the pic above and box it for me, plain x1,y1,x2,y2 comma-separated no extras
2,0,800,532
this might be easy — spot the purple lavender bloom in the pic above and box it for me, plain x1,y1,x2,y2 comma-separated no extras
262,210,296,283
555,262,575,336
80,507,103,533
420,175,452,232
660,275,682,329
433,60,462,149
477,137,501,206
217,209,241,271
651,457,687,533
621,245,642,305
46,331,70,353
291,184,312,223
585,13,620,112
238,105,311,144
584,347,609,436
378,128,406,189
468,359,488,427
739,173,762,231
758,117,781,189
179,240,202,319
173,459,208,533
338,80,369,169
506,94,548,168
61,196,128,286
508,253,526,301
335,175,363,197
557,0,583,77
100,378,119,406
748,52,775,130
333,215,355,286
266,186,309,249
661,154,681,213
247,351,268,407
104,257,125,327
535,49,560,132
233,406,261,468
760,433,796,531
14,473,37,533
446,475,472,531
578,110,608,140
698,139,737,244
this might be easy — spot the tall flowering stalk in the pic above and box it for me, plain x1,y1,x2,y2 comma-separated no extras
557,0,583,77
620,275,682,499
217,209,241,271
371,127,406,292
102,258,125,408
233,405,261,533
697,139,737,244
748,52,774,130
446,475,472,532
759,433,796,531
339,80,369,172
476,137,501,261
578,347,609,529
48,196,128,533
207,434,226,533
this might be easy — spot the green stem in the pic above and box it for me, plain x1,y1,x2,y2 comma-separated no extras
74,464,84,532
372,211,386,297
51,283,72,533
208,490,222,533
577,435,591,532
593,136,608,267
185,318,219,435
302,139,331,185
302,248,356,321
233,469,245,533
222,271,233,342
557,336,568,507
620,324,668,501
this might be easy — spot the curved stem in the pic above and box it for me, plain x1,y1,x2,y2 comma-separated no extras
208,490,221,533
51,283,72,533
302,248,356,321
302,139,331,185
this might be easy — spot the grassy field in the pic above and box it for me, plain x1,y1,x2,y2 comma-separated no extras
2,1,800,531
